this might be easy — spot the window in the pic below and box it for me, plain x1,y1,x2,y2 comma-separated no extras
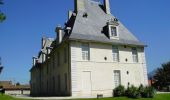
57,52,60,66
53,54,55,69
57,75,61,92
46,62,49,75
81,43,90,60
112,46,119,62
114,70,121,88
64,73,67,91
132,47,138,62
64,47,67,63
110,26,117,37
52,76,55,93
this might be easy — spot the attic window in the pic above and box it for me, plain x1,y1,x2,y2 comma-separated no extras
110,26,117,37
109,25,119,39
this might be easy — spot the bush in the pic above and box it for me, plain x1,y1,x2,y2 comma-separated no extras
114,85,125,97
126,85,141,99
113,85,156,98
142,86,156,98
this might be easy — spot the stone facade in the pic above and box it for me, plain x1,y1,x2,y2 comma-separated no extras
30,0,148,97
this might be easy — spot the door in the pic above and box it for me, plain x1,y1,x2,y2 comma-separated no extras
82,71,92,96
114,70,121,88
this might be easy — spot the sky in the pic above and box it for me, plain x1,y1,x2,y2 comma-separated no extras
0,0,170,84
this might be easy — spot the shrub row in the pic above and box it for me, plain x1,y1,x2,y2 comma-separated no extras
114,85,156,99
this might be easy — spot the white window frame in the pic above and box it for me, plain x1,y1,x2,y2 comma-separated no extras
81,43,90,61
114,70,121,88
132,47,138,63
109,25,119,39
112,46,119,62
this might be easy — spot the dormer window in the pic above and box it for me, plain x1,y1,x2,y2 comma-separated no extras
109,25,119,39
110,26,117,37
107,18,119,39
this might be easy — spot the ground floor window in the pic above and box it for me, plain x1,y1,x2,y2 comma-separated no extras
65,73,67,91
114,70,121,88
57,75,61,92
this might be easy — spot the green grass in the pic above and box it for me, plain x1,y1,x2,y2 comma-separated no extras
0,94,170,100
75,94,170,100
0,94,29,100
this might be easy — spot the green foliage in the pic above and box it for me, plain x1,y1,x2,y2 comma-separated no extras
16,82,20,86
142,86,156,98
0,85,3,88
153,61,170,91
126,85,141,98
0,13,6,22
114,85,125,97
138,84,145,95
0,0,6,22
0,0,4,5
123,85,156,99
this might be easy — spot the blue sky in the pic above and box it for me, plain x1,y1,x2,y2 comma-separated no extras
0,0,170,84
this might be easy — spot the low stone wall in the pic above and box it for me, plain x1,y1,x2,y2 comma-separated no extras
5,90,30,95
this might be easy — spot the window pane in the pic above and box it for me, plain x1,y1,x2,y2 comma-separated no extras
64,47,67,63
114,70,121,88
111,27,117,36
112,46,119,62
82,43,89,60
132,48,138,62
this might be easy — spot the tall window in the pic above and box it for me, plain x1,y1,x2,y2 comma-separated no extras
64,47,67,63
57,52,60,66
52,76,55,93
57,75,61,92
114,70,121,88
132,47,138,62
81,43,90,60
53,54,55,69
112,46,119,62
64,73,67,91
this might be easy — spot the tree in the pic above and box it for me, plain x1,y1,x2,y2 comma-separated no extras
153,61,170,91
16,82,20,86
0,66,3,74
0,57,3,74
0,0,6,22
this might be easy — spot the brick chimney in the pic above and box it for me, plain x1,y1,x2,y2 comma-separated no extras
74,0,85,13
104,0,111,14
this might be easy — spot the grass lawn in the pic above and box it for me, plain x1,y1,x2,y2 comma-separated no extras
0,94,29,100
0,94,170,100
76,94,170,100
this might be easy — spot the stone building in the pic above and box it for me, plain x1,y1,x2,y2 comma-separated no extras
30,0,148,97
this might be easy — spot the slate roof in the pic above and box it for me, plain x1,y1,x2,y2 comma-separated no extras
68,0,145,46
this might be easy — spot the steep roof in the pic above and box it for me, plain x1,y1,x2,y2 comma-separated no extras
69,0,145,46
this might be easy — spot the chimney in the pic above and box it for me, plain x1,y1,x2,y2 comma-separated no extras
55,25,63,44
74,0,85,13
104,0,111,14
68,10,73,19
42,37,46,48
32,57,38,66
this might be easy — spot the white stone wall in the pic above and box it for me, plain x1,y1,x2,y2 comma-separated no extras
5,90,30,95
70,41,148,97
31,42,70,96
